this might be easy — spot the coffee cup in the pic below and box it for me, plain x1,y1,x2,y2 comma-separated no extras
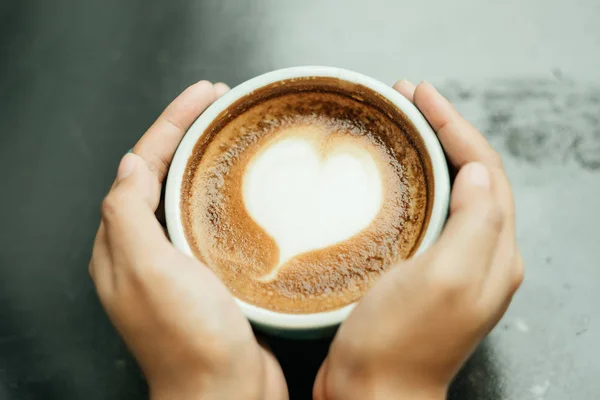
166,66,450,338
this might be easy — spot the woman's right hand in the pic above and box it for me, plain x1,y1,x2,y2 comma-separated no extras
314,81,524,400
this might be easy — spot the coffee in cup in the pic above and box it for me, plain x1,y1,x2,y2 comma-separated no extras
181,77,433,312
166,67,449,335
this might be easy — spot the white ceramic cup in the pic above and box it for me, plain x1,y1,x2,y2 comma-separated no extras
165,66,450,338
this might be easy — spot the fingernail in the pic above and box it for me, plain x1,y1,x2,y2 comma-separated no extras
421,80,454,112
117,153,137,181
214,82,230,98
466,162,490,188
421,81,442,98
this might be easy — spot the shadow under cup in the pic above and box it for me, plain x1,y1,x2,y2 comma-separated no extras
166,67,450,338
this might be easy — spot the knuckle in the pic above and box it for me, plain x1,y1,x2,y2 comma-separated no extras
477,201,504,233
467,301,490,326
125,251,171,288
430,269,471,297
101,194,118,220
127,261,154,286
88,261,113,301
88,261,95,280
474,308,496,331
489,149,504,168
511,254,525,291
100,191,127,221
426,254,479,305
146,153,169,180
204,340,236,369
331,337,371,362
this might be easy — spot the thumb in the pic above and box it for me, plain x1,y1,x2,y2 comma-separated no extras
101,153,168,253
113,153,161,210
425,162,504,281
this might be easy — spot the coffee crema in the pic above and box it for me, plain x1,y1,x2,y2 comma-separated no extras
181,77,433,314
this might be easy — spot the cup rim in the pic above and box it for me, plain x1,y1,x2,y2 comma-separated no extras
165,66,450,331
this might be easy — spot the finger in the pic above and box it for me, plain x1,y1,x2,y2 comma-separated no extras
427,162,504,284
413,81,502,169
313,358,329,400
214,82,230,98
132,80,217,186
483,239,524,307
478,167,518,295
89,222,117,295
101,154,171,259
484,272,521,332
260,346,290,400
412,80,514,221
393,80,416,103
487,167,516,244
89,223,110,282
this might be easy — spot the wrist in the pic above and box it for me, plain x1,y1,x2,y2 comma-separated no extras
324,385,446,400
147,363,265,400
319,364,447,400
150,380,260,400
146,341,267,400
326,385,446,400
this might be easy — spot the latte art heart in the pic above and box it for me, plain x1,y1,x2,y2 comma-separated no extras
243,129,383,280
181,78,433,314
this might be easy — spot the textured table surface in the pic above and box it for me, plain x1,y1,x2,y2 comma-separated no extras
1,1,599,399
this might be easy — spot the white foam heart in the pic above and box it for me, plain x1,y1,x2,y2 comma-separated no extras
243,134,383,281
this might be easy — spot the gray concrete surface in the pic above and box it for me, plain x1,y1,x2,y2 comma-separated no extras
1,0,599,399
